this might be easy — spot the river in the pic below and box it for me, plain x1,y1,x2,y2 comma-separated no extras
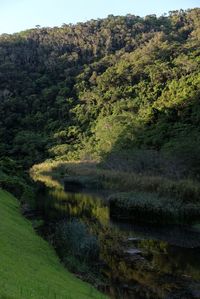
33,175,200,299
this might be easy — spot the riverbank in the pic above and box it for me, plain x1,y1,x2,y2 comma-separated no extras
31,160,200,224
0,189,106,299
30,161,200,298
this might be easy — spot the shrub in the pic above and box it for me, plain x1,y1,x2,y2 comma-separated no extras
55,219,99,263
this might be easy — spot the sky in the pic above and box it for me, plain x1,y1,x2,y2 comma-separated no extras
0,0,199,34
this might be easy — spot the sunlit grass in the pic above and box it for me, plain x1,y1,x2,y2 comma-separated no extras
31,160,200,203
0,189,107,299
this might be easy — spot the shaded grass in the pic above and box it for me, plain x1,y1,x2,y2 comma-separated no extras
109,191,200,224
0,189,107,299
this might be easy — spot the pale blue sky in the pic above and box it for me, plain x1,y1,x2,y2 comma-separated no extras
0,0,199,34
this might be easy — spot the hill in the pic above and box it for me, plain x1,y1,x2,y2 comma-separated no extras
0,8,199,179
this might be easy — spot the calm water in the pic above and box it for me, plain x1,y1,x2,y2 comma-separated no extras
34,177,200,299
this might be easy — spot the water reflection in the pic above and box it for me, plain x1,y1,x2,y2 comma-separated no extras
34,175,200,299
37,188,109,225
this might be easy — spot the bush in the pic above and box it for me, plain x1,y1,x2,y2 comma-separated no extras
0,158,35,208
55,219,99,263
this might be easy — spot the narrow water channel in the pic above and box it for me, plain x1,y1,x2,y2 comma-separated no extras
34,177,200,299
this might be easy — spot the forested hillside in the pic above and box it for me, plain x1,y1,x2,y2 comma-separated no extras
1,9,200,298
0,8,200,178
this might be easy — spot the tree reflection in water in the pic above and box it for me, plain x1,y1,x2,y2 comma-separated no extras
34,175,200,299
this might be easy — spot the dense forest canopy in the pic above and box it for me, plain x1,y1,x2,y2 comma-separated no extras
0,8,200,178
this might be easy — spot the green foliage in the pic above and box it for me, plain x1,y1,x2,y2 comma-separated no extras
0,158,35,206
0,9,200,179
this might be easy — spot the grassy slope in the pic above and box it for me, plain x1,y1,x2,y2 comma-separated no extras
0,189,106,299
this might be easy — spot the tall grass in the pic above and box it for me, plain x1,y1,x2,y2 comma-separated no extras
31,160,200,203
109,191,200,223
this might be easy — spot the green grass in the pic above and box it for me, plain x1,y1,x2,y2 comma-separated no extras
0,189,107,299
109,191,200,224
